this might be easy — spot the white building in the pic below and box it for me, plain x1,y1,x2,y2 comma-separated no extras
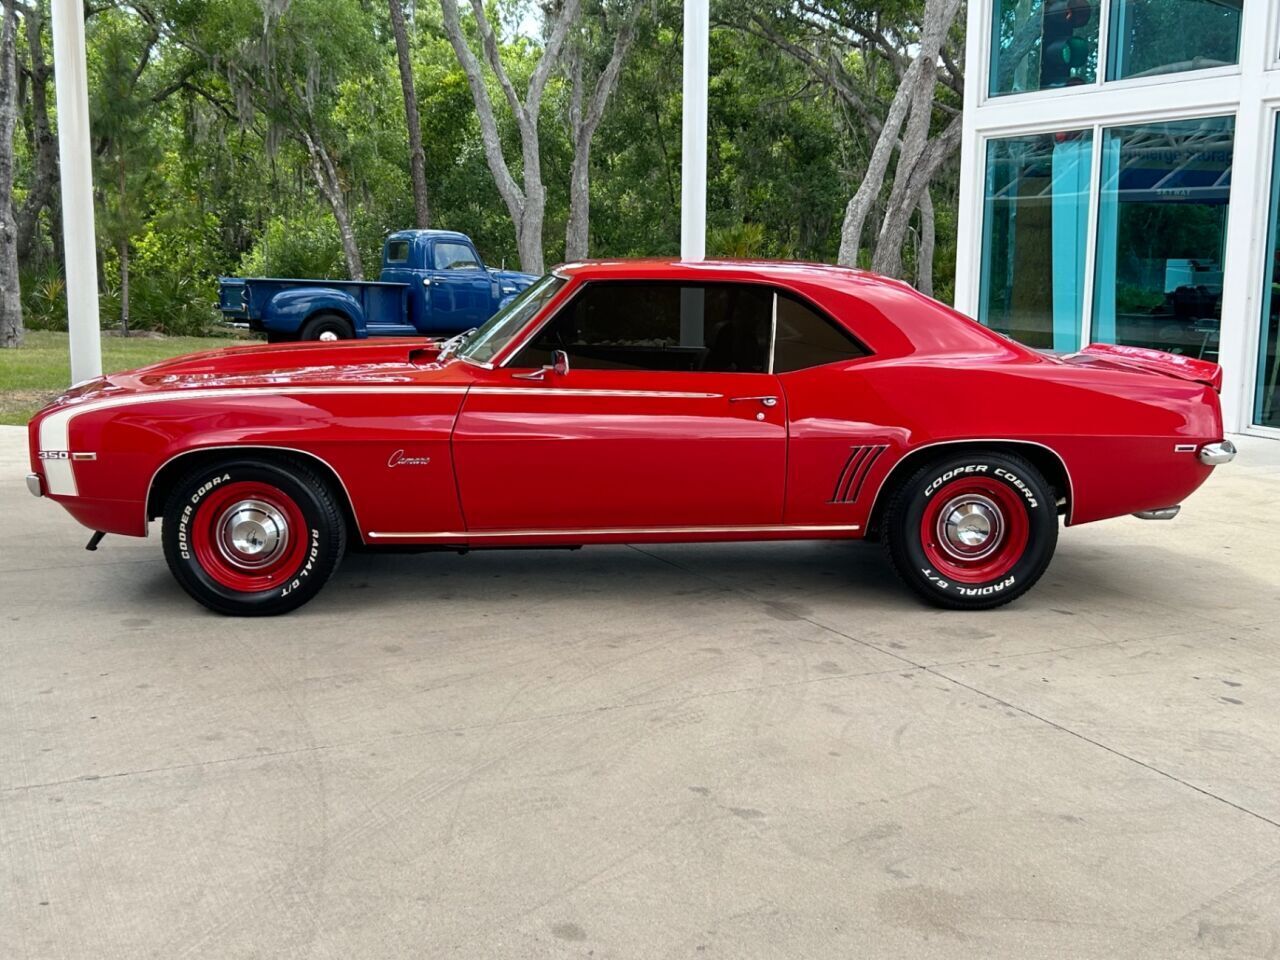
955,0,1279,438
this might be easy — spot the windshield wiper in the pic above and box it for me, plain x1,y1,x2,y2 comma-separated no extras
436,327,477,361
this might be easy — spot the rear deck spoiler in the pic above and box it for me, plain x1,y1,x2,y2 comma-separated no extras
1069,343,1223,393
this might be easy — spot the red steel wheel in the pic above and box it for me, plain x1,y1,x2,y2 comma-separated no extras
163,457,346,616
189,481,309,592
919,477,1029,584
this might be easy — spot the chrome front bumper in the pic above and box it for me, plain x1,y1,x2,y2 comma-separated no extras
1199,440,1237,466
26,473,43,497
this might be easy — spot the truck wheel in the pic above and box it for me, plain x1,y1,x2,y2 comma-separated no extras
882,451,1058,611
300,312,354,342
161,456,346,616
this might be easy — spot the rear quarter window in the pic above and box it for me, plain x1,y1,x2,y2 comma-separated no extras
773,293,868,372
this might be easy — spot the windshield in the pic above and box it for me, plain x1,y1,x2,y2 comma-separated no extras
456,273,567,365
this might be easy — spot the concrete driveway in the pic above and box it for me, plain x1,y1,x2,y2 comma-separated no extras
2,424,1278,959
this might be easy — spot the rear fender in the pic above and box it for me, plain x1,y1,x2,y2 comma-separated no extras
262,288,365,336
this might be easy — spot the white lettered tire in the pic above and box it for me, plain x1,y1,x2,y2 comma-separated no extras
162,457,346,616
882,451,1058,610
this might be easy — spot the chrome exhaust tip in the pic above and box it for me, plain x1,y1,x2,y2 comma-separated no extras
1134,506,1181,520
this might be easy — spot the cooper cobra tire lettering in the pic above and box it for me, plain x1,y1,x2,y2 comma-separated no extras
177,473,230,560
924,464,988,497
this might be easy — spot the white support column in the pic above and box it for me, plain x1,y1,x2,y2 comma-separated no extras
50,0,101,383
680,0,708,262
952,0,987,314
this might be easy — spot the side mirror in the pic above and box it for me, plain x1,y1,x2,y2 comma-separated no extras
552,349,570,377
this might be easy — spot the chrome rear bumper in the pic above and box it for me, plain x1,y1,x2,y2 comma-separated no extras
26,473,43,498
1199,440,1237,466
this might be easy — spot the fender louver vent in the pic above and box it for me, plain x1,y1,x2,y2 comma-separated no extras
829,444,888,504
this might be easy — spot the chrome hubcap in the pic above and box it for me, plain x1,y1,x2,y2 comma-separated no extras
936,495,1003,562
216,500,289,570
318,331,339,342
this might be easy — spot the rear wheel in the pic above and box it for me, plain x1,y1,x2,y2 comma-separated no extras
882,451,1058,610
162,457,346,616
300,312,354,342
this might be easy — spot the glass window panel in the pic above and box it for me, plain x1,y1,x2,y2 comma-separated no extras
772,294,867,373
978,131,1093,351
433,241,482,270
1092,116,1232,362
514,282,772,373
990,0,1098,97
1256,118,1280,428
1106,0,1242,81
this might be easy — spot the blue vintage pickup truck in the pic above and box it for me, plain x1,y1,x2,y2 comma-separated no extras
218,229,537,341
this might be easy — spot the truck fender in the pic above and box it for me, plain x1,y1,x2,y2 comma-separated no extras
262,288,367,337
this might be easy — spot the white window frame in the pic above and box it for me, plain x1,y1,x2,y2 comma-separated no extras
981,0,1247,108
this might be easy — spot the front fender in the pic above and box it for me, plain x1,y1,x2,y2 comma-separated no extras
263,288,366,336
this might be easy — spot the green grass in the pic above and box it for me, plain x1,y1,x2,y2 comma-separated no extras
0,329,242,425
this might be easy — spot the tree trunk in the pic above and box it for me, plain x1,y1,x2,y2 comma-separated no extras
916,186,935,298
0,0,23,348
564,5,640,262
438,0,581,274
16,3,57,263
301,130,364,280
389,0,430,229
836,0,962,270
871,112,962,277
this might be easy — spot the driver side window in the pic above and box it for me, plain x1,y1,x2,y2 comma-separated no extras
512,281,771,372
433,241,482,271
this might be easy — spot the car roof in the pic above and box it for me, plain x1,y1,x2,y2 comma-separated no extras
548,258,1025,363
553,258,909,292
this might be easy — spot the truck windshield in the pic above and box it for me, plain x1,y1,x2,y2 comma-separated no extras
456,273,566,365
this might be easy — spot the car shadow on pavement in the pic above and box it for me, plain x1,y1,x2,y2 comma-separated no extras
122,536,1274,628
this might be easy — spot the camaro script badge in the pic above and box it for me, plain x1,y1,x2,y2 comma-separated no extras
387,449,431,468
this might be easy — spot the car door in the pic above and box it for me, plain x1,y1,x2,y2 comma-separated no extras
427,239,494,330
452,280,787,532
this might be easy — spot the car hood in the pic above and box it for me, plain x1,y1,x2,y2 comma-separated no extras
42,338,468,409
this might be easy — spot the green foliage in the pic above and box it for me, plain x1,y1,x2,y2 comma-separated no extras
7,0,962,336
238,212,348,279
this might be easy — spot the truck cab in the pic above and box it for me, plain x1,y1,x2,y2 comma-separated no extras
219,229,537,341
380,230,528,332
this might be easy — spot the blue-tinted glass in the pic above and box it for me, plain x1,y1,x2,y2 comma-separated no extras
979,131,1093,351
990,0,1099,97
1256,119,1280,428
1093,116,1233,361
1107,0,1242,81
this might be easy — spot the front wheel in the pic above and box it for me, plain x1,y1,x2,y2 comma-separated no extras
162,457,346,616
882,451,1058,610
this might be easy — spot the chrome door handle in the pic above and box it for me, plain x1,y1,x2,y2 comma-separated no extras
729,395,778,407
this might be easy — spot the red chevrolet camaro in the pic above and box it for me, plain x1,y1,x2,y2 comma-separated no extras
27,260,1235,615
